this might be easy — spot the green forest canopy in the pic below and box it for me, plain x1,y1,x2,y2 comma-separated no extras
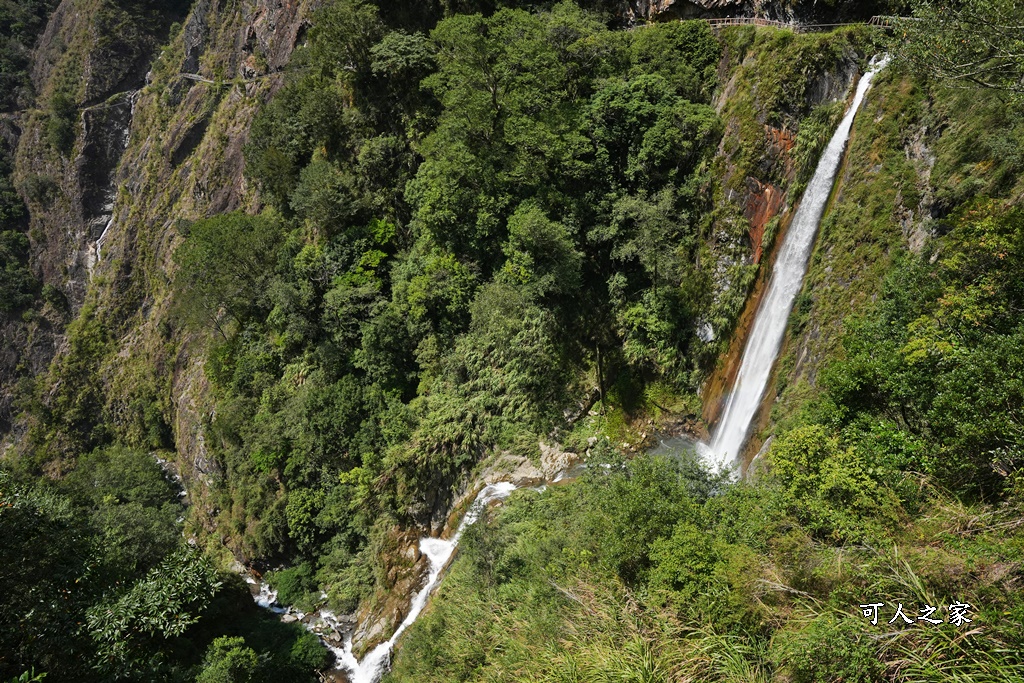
5,0,1024,680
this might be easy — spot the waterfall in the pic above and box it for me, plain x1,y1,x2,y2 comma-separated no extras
708,57,889,472
332,482,517,683
248,483,519,682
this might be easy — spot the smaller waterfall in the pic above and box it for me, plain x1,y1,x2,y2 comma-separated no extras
332,482,518,683
250,480,546,681
708,57,889,472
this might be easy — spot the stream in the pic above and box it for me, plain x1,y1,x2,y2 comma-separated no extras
251,482,519,683
332,482,517,682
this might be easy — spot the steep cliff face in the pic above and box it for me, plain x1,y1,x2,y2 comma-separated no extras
95,0,316,488
7,0,316,476
699,26,864,431
15,0,308,315
629,0,747,21
16,0,181,312
769,71,938,430
0,0,177,444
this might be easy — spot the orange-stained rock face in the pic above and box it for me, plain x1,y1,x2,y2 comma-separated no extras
740,125,794,263
766,125,797,161
743,177,785,263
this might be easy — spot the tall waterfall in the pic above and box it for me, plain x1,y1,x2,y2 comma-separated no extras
708,57,888,471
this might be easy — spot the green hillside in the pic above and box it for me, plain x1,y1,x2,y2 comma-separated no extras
2,1,1023,681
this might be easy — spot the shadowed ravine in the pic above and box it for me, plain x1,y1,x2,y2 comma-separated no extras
707,56,890,473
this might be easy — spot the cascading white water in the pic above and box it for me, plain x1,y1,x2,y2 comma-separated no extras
708,57,889,472
332,482,518,683
250,480,543,681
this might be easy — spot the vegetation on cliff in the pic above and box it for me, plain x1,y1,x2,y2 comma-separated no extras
0,452,328,681
387,446,1024,682
385,6,1024,682
163,0,866,634
0,0,59,323
174,1,732,614
4,0,1024,681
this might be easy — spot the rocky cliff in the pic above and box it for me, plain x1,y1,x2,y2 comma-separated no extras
4,0,316,477
629,0,747,21
698,25,863,436
0,0,179,444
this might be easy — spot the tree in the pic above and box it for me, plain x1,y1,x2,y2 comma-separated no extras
173,212,284,335
289,157,361,232
64,446,183,578
3,671,47,683
768,425,900,542
648,520,717,599
196,637,268,683
86,547,222,676
369,30,436,121
585,74,719,192
307,0,384,84
628,20,719,102
0,473,93,679
893,1,1024,101
499,201,582,299
0,229,35,314
45,91,76,154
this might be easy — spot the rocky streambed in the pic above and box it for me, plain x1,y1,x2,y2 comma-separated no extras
245,444,584,683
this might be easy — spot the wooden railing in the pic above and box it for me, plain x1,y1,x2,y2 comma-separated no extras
704,17,794,30
867,15,903,27
698,15,905,33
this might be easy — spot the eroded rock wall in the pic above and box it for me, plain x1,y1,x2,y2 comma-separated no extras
699,30,862,431
0,0,176,446
5,0,317,487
